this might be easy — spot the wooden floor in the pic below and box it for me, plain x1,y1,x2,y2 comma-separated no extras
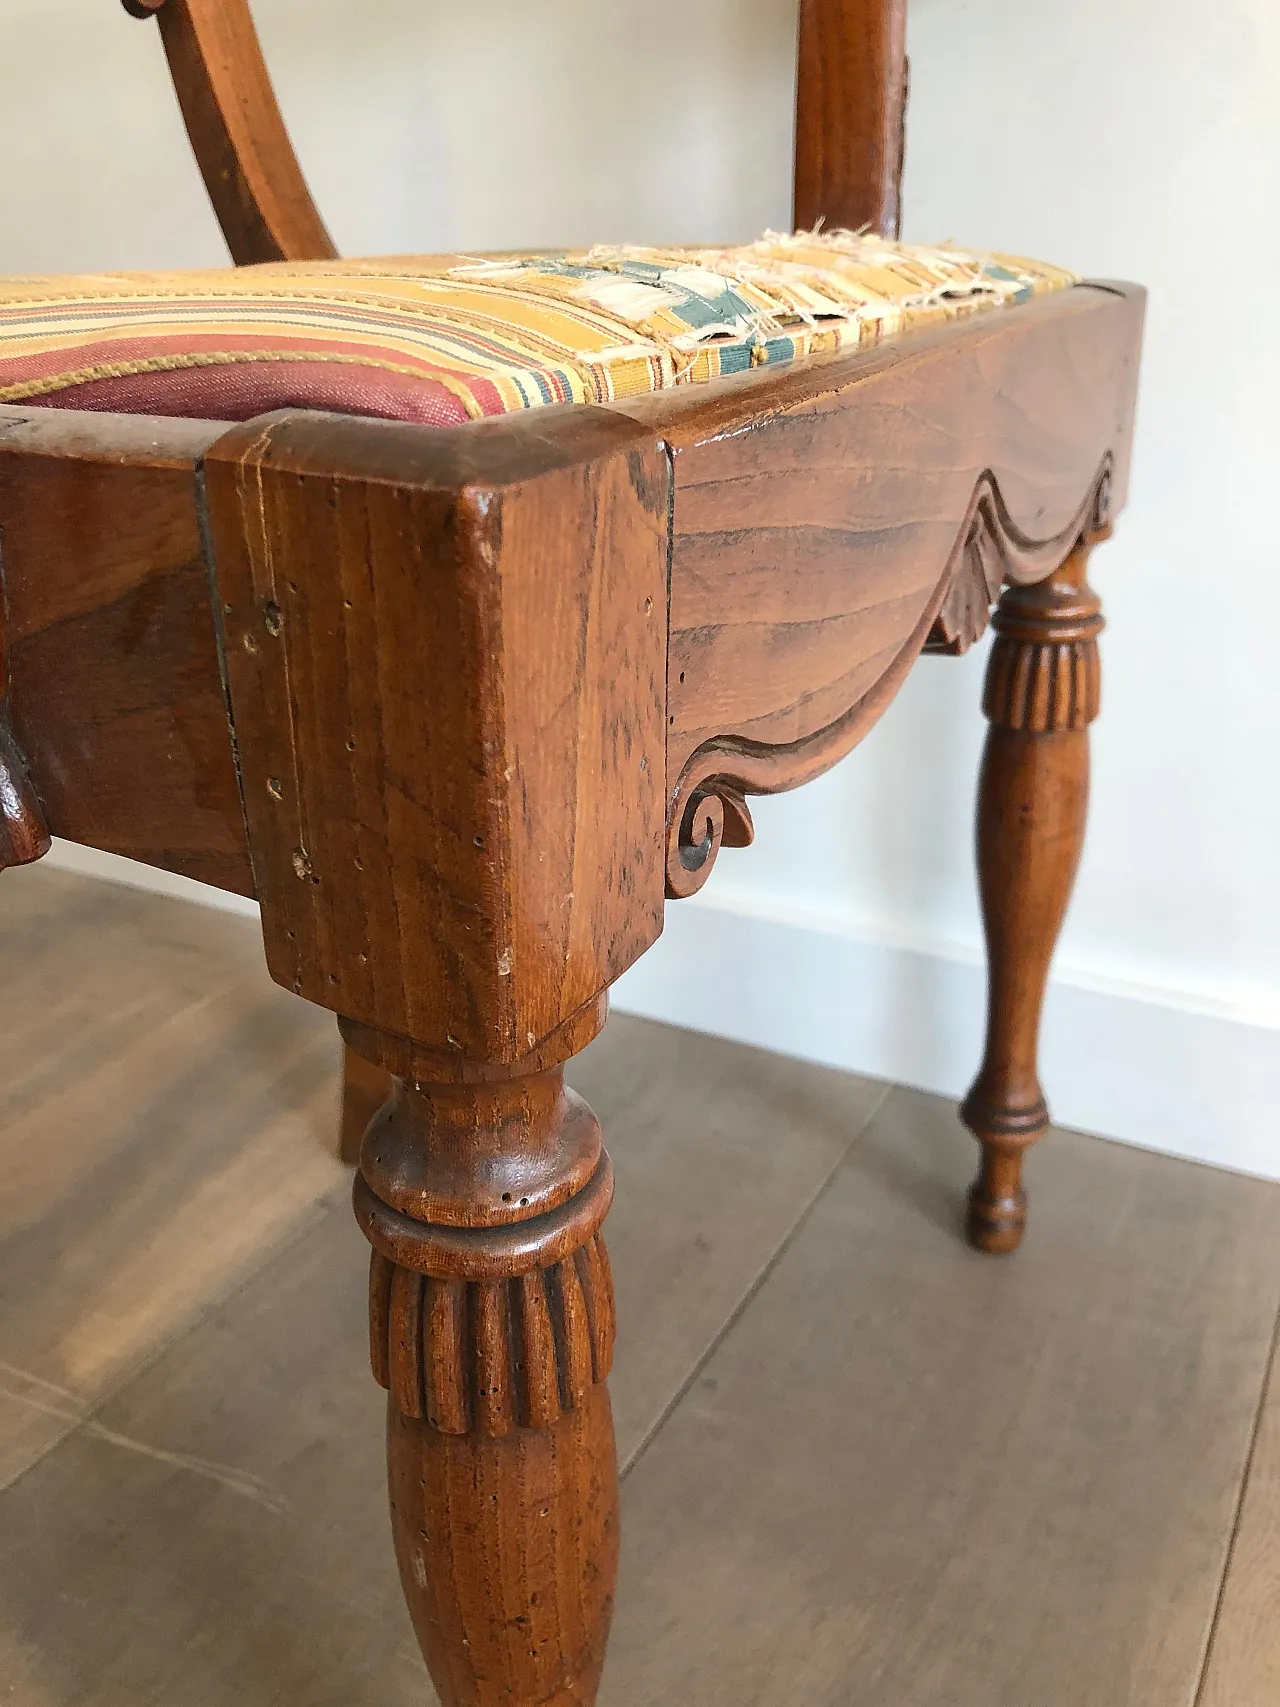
1,866,1277,1707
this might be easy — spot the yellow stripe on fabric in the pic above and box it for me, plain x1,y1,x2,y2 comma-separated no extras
0,230,1080,417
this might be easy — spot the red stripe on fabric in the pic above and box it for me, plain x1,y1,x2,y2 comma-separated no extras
27,363,477,428
464,376,508,418
0,329,495,389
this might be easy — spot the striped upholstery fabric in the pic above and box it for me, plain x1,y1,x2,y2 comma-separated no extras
0,231,1076,426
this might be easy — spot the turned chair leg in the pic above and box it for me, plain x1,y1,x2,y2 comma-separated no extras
962,542,1104,1254
349,1020,619,1707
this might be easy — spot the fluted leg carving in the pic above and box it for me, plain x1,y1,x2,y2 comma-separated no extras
351,1040,619,1707
962,543,1103,1253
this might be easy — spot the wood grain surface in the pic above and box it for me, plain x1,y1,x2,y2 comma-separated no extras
621,283,1144,783
794,0,908,236
0,406,253,894
204,409,669,1059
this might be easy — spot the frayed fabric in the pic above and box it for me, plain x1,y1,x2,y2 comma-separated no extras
0,231,1076,423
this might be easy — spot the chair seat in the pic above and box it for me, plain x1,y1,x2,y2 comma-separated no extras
0,231,1075,427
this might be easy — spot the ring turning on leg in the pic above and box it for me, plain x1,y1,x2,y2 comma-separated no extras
352,1049,620,1707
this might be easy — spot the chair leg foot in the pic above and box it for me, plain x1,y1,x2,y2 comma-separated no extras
962,544,1103,1254
965,1143,1029,1254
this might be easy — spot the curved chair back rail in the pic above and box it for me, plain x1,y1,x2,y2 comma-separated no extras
121,0,907,264
121,0,337,263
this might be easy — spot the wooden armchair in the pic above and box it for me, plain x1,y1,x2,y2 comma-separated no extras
0,1,1143,1700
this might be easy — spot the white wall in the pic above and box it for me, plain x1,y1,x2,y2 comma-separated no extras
3,1,1277,1176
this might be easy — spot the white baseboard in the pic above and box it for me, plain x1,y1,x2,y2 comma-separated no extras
44,842,1278,1183
612,894,1280,1183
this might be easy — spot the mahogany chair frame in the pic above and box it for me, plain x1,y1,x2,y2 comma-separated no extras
0,3,1144,1701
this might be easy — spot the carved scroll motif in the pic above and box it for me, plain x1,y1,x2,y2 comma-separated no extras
926,456,1113,655
665,458,1114,899
666,781,755,902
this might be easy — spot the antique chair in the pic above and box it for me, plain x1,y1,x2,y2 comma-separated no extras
0,1,1143,1699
